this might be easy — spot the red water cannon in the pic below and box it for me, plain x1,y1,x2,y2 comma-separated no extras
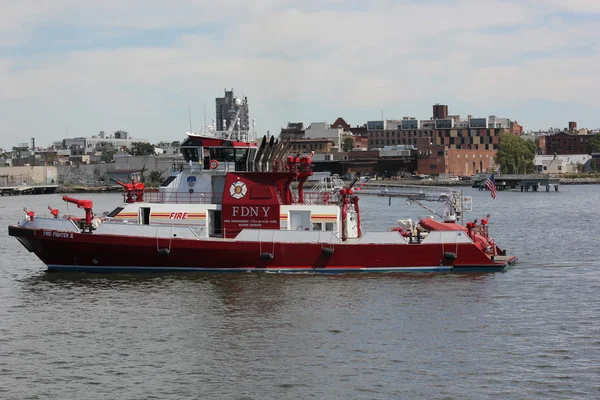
23,208,35,222
111,177,145,203
48,205,60,218
298,151,315,171
62,196,93,227
133,180,145,202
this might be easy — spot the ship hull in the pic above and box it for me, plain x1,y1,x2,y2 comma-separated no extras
9,225,516,273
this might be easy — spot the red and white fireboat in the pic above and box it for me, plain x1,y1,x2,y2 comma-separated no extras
8,130,516,273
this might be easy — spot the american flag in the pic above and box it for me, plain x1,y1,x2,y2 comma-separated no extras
485,174,497,199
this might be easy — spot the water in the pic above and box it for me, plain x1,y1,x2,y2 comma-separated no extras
1,187,600,399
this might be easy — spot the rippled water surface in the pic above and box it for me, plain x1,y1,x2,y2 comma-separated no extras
1,186,600,399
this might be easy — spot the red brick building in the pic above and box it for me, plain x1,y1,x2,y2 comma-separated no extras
545,132,592,155
351,135,368,150
368,127,512,151
417,147,496,176
331,117,351,131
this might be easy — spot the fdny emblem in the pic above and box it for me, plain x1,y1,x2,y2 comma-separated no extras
230,181,247,199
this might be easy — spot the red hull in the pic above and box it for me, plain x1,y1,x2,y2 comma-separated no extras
9,226,515,273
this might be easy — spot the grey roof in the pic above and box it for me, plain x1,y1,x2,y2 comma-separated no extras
535,154,591,165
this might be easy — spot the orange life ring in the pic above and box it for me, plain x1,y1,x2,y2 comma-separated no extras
210,159,219,169
322,192,331,204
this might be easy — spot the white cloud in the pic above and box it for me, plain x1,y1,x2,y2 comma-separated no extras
0,0,599,149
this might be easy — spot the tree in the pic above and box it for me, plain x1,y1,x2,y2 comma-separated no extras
101,149,117,163
148,170,166,186
589,133,600,153
139,165,147,183
128,142,155,156
495,133,536,174
342,135,354,152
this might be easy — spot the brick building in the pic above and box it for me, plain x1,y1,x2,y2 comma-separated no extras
417,147,496,176
366,104,521,175
545,132,593,155
288,138,336,153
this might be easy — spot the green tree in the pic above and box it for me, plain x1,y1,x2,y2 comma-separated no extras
101,149,117,163
148,170,166,186
342,135,354,152
495,133,536,174
589,133,600,153
128,142,155,156
139,165,147,182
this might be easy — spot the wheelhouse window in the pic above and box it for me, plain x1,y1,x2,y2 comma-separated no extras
181,147,200,162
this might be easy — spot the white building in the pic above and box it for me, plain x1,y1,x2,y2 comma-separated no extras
304,122,344,147
535,154,591,174
64,131,149,154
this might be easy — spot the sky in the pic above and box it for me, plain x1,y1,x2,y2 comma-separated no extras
1,0,599,150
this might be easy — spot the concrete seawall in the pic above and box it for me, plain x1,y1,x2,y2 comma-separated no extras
559,178,600,184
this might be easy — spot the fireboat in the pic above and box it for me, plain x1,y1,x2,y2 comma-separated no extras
8,99,516,273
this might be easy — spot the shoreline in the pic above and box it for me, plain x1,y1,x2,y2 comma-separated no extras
357,177,600,187
54,177,600,194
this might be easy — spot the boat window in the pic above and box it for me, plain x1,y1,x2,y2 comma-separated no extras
160,176,177,187
235,148,249,171
312,222,323,231
247,148,257,171
182,147,200,162
106,206,124,217
210,148,235,162
235,148,248,161
325,222,335,231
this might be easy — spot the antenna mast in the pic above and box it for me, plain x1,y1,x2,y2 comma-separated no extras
188,102,193,133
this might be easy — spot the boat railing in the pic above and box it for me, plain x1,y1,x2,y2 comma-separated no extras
472,224,489,239
303,191,340,206
142,190,223,204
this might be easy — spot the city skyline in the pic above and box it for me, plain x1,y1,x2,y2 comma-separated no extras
1,0,599,150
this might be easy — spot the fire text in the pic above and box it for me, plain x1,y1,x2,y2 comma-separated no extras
169,212,188,219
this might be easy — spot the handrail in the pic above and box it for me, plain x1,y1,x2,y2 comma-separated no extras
141,190,223,204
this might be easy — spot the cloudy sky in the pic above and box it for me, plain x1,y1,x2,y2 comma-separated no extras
1,0,599,149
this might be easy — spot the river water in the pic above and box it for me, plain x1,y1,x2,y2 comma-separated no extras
1,186,599,399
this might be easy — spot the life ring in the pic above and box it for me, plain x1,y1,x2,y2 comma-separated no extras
209,159,219,169
322,192,331,204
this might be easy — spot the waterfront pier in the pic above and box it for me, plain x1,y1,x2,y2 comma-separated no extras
0,185,58,196
472,174,560,192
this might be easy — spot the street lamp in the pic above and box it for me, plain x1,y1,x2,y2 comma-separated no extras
506,161,515,174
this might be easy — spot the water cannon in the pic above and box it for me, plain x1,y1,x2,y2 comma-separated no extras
62,196,94,227
111,177,144,203
48,206,59,219
23,207,35,222
300,151,315,164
